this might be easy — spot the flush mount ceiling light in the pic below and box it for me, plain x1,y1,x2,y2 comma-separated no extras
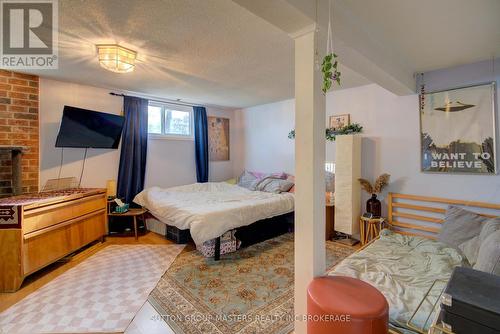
96,44,137,73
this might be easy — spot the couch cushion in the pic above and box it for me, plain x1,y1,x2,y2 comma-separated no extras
458,218,500,266
438,206,488,249
474,229,500,276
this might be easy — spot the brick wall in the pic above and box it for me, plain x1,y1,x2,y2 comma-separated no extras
0,70,39,197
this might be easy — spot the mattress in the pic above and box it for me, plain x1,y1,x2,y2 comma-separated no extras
133,182,294,245
328,229,466,333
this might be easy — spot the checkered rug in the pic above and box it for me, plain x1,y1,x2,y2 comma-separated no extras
0,244,184,334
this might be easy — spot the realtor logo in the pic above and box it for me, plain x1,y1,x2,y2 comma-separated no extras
0,0,58,69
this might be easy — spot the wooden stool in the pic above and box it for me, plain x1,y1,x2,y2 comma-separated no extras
359,217,385,245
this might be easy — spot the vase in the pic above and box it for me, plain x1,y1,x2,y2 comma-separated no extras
366,194,381,217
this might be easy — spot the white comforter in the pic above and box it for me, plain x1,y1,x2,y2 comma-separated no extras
134,182,295,245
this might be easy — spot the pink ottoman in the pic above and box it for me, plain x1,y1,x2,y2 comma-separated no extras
307,276,389,334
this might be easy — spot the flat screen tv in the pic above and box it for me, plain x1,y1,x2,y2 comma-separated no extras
55,106,125,149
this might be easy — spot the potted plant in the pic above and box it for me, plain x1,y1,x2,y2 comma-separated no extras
288,123,363,141
358,174,390,217
322,53,341,94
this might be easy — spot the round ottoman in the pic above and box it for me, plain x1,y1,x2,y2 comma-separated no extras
307,276,389,334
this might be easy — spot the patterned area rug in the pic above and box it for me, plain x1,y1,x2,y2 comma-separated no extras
0,244,184,334
149,234,354,334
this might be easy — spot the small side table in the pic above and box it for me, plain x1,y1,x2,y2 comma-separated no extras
359,216,385,245
108,208,148,240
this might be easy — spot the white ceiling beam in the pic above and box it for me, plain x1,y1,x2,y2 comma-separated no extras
231,0,314,36
331,2,415,95
232,0,416,95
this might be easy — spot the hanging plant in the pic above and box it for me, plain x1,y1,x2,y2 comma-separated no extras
321,0,341,94
322,53,341,94
288,123,363,142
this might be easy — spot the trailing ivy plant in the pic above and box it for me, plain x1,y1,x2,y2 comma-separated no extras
322,53,341,94
288,123,362,142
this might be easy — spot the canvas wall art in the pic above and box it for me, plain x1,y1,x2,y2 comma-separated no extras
208,116,230,161
420,82,497,174
329,114,350,130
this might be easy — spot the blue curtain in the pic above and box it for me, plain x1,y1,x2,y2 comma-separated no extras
117,96,148,203
194,106,209,182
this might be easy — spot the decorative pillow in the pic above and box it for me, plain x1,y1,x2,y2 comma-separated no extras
225,178,237,185
237,171,257,189
255,177,294,194
474,229,500,275
438,206,489,249
458,236,480,266
460,218,500,266
249,171,287,180
479,218,500,241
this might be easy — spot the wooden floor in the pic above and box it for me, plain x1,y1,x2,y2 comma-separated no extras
0,232,189,313
1,232,356,334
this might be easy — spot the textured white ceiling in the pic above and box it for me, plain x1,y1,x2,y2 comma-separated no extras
335,0,500,73
29,0,297,108
26,0,499,108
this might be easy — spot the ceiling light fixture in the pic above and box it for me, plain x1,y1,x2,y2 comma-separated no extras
96,44,137,73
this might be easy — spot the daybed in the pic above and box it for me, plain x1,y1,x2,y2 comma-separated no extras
329,193,500,334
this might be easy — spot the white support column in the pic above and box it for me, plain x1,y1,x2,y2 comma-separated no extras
293,26,326,334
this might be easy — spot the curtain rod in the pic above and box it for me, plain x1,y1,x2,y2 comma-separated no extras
109,92,203,108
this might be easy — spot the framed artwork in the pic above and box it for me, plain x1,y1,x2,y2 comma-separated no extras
420,82,497,174
329,114,350,130
208,116,230,161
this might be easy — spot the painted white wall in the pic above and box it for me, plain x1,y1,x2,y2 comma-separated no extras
40,78,236,191
235,79,500,207
233,98,295,176
145,106,238,188
40,78,123,189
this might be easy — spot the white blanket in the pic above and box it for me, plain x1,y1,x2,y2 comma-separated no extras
134,182,295,245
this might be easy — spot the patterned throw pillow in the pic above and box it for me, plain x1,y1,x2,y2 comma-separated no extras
249,171,287,180
255,177,294,194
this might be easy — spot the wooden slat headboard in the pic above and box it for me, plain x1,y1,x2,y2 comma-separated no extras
388,193,500,239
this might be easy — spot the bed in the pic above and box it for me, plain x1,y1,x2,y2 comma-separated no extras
329,193,500,334
134,182,294,256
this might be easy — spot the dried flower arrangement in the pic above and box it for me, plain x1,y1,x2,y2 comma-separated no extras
358,174,391,195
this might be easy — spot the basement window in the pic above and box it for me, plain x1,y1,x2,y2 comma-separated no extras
147,102,193,140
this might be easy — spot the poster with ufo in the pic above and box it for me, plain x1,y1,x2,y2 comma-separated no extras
420,82,497,174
